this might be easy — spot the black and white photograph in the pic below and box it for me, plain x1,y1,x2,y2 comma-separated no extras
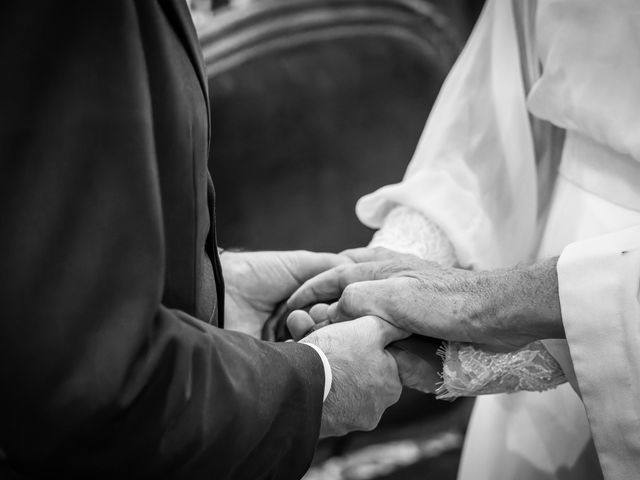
0,0,637,478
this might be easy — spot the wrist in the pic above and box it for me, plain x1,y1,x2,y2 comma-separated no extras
300,342,332,401
487,258,565,346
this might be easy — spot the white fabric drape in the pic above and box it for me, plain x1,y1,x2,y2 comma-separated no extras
356,0,640,478
558,226,640,480
357,0,538,270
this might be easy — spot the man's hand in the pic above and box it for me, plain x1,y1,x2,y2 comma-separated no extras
299,316,408,437
288,247,565,351
289,309,440,395
221,250,347,338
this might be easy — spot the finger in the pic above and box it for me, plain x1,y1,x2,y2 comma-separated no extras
360,315,409,347
325,301,341,322
262,300,290,341
279,251,352,289
286,310,316,341
308,303,331,323
287,262,380,309
326,280,399,324
340,247,401,263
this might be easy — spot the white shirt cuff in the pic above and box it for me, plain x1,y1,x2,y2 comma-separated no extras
300,342,332,401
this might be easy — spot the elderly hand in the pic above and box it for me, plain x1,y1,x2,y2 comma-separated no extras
300,315,407,437
221,250,348,338
289,309,441,395
288,247,565,351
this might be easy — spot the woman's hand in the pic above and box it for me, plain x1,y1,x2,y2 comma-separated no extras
288,247,565,351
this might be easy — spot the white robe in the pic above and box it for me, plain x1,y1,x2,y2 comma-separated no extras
355,0,640,478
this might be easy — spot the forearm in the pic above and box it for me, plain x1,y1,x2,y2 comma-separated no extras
478,257,565,347
0,221,324,477
437,258,568,399
369,207,568,398
372,206,566,347
0,310,324,477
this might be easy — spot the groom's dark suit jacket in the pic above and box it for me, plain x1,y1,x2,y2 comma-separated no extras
0,1,324,478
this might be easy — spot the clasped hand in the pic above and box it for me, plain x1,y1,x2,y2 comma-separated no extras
287,247,565,352
221,250,408,437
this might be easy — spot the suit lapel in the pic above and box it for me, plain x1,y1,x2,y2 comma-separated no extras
159,0,210,103
159,0,212,172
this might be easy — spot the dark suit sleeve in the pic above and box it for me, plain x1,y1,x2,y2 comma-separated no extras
0,3,323,479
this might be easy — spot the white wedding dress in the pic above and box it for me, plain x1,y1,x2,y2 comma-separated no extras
356,0,640,479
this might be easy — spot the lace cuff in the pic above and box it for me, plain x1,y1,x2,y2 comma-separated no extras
369,206,457,266
436,341,566,400
370,205,567,398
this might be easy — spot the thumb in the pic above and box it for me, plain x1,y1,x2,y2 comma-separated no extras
327,279,397,323
286,310,316,341
362,316,409,347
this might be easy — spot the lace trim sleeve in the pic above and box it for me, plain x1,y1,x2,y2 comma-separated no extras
370,205,567,399
369,205,458,266
436,341,566,400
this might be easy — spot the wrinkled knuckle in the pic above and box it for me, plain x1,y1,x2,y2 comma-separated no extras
376,261,396,279
412,273,430,289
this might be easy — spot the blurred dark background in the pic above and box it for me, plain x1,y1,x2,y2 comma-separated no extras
192,1,484,478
